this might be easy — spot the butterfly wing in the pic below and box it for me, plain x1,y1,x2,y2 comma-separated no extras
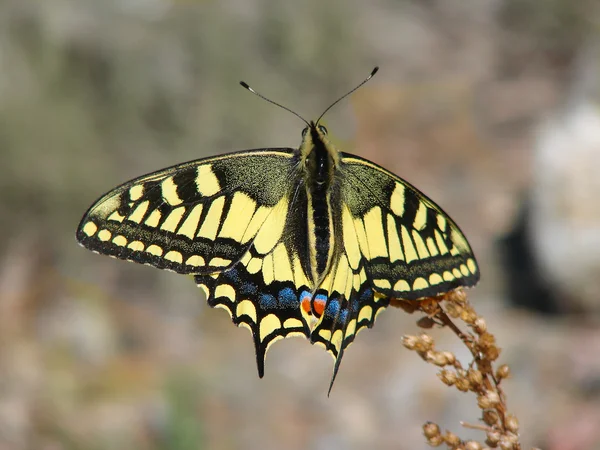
77,148,315,375
310,153,479,392
77,149,299,274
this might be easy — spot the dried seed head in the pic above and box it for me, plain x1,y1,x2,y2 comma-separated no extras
443,431,461,447
484,346,501,362
499,437,517,450
438,369,458,386
474,317,487,334
442,351,456,365
456,377,471,392
464,441,483,450
420,333,435,350
445,302,463,318
496,364,510,380
505,414,519,433
423,421,441,439
486,430,501,446
426,350,450,366
467,369,483,387
402,335,419,351
460,309,478,324
482,410,500,426
479,332,496,347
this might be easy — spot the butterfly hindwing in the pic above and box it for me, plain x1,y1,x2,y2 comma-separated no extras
194,193,314,376
339,154,480,299
77,149,297,274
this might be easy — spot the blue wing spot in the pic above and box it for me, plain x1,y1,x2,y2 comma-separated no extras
278,287,298,308
260,293,277,309
325,299,341,318
338,309,349,324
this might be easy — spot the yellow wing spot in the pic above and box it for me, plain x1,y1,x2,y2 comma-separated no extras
342,207,361,269
219,192,256,241
435,230,449,255
429,273,443,286
452,268,462,278
358,306,373,323
467,258,477,274
129,184,144,201
241,205,271,244
283,318,304,329
460,264,470,277
107,211,125,223
390,183,405,216
353,217,370,258
443,271,454,282
161,177,182,206
412,230,430,259
346,319,357,337
82,221,98,237
401,226,418,263
215,284,236,302
128,200,149,224
413,202,428,230
177,204,203,239
209,257,231,267
127,241,144,252
331,329,344,352
363,207,388,258
426,237,439,257
186,255,205,267
259,314,282,340
146,244,163,257
374,279,391,290
253,197,288,255
353,272,362,292
387,214,404,262
272,243,293,282
394,279,410,292
319,329,332,341
246,257,262,275
164,250,183,263
437,214,447,232
450,246,460,256
98,229,112,241
144,209,162,228
413,277,429,290
262,252,275,285
160,207,186,233
196,165,221,197
236,300,257,322
197,196,225,240
112,235,127,247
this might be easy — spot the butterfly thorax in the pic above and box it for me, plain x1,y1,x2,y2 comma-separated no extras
300,122,340,286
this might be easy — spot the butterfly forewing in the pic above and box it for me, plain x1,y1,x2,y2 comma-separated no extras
77,149,297,274
339,154,479,299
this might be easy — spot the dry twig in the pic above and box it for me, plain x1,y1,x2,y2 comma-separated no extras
391,289,522,450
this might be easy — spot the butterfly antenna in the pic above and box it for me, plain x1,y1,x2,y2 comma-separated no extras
240,81,309,126
316,66,379,125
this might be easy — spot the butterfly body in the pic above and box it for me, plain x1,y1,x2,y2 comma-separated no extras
77,109,479,393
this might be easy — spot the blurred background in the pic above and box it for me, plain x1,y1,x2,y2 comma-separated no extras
1,0,600,448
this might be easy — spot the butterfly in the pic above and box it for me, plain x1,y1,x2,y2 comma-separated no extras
76,67,479,393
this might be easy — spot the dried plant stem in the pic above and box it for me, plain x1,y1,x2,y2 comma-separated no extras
392,289,523,450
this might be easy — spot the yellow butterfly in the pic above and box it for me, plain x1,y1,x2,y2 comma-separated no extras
77,67,479,393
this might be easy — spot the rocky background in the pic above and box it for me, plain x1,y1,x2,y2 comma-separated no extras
1,1,599,449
